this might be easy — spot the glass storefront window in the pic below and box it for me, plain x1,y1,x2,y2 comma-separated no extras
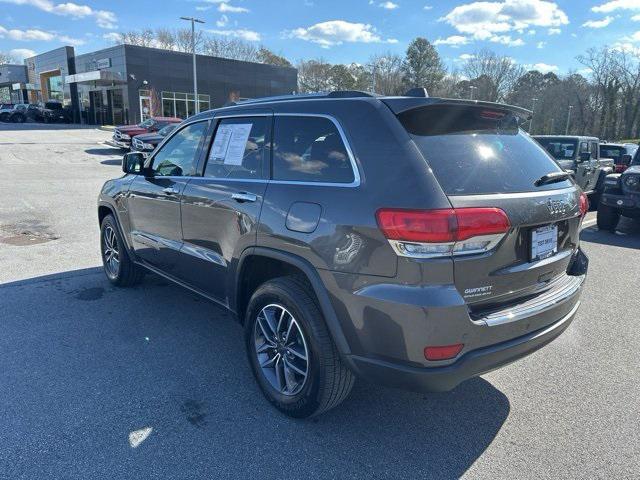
47,75,64,102
162,99,174,117
160,91,210,119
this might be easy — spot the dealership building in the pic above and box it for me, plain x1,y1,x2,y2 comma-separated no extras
6,44,297,125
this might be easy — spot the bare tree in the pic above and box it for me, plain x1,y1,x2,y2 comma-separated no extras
296,59,333,93
202,37,258,61
118,29,155,47
463,49,524,102
368,53,405,95
256,48,291,68
155,28,176,51
0,51,16,64
175,28,205,53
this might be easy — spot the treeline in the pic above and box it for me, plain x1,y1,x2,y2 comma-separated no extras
113,30,640,140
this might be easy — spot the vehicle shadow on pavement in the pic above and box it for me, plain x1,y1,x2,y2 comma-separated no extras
86,147,121,157
0,268,509,479
581,218,640,249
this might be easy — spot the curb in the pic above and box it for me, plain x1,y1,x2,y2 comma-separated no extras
99,125,116,132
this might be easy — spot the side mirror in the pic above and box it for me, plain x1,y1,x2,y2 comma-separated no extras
122,152,145,174
621,154,632,166
578,152,591,163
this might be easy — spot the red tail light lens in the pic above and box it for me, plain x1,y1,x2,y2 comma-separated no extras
375,209,456,243
579,192,589,216
424,343,464,361
376,208,510,243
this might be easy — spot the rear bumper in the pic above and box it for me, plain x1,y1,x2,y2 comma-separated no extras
348,300,580,393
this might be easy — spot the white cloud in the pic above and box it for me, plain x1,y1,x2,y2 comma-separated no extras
525,62,558,73
0,0,117,28
622,30,640,42
102,32,121,42
0,25,83,44
218,2,249,13
434,35,469,46
536,40,546,48
9,48,36,61
548,27,561,34
0,26,54,41
441,0,568,43
458,53,475,61
632,14,640,21
592,0,640,13
216,14,229,27
380,1,398,9
424,4,433,10
286,20,396,47
582,16,614,28
208,28,261,42
489,34,524,46
578,67,593,76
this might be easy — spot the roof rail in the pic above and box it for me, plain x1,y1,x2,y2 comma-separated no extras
230,90,377,107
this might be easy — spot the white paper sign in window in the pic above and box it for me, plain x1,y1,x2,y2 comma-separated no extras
210,123,252,166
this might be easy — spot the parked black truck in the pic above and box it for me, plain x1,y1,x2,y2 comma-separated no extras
597,147,640,231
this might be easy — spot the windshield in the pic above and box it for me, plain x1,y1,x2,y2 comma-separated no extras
138,118,155,128
399,105,572,195
534,137,578,160
159,124,177,136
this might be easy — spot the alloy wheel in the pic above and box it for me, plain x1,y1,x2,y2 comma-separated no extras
102,225,120,278
253,303,309,396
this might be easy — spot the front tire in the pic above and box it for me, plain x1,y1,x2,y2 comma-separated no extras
245,276,355,418
597,202,620,232
100,214,144,286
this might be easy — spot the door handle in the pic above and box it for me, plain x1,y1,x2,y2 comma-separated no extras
231,192,257,203
162,187,179,195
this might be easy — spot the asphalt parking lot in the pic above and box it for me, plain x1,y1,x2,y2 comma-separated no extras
1,124,639,479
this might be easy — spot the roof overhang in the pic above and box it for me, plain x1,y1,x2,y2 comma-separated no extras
65,70,126,85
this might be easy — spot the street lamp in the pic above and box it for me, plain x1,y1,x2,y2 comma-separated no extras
565,105,573,135
469,85,477,100
180,16,205,115
529,97,538,134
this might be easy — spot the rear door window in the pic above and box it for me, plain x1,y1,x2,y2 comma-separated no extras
398,105,572,195
272,116,355,184
204,116,269,180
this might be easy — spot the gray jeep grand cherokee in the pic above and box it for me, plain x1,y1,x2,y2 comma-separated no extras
98,91,589,417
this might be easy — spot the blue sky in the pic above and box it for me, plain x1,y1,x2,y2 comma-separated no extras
1,0,640,74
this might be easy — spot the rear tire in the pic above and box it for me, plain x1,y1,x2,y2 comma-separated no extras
597,203,620,232
100,214,144,287
245,276,355,418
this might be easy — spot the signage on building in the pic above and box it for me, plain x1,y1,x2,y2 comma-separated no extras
12,83,21,90
96,58,111,69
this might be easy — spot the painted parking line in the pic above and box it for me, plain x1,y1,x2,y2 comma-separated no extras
581,218,597,230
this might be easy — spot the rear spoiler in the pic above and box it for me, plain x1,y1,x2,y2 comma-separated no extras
381,97,533,122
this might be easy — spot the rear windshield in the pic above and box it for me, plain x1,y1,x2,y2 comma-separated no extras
399,105,572,195
600,145,624,160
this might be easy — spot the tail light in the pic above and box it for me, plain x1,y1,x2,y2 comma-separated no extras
376,207,510,258
579,193,589,217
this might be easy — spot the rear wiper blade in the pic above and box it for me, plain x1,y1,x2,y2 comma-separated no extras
534,171,571,187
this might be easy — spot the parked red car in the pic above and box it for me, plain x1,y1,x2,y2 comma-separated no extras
110,117,182,150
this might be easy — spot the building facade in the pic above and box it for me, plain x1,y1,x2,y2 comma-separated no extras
0,63,29,104
22,44,297,125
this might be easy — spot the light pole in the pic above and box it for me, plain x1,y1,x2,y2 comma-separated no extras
180,16,205,115
529,97,538,134
469,85,477,100
565,105,573,135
